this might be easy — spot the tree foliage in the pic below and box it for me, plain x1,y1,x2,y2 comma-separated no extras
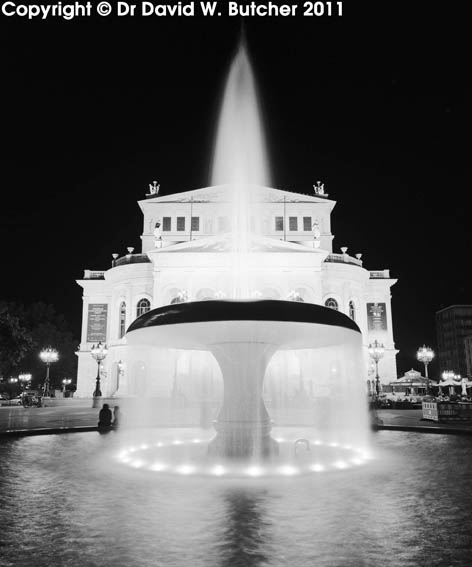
0,302,34,378
0,301,78,390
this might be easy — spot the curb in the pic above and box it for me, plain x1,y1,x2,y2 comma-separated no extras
0,426,100,438
374,424,472,436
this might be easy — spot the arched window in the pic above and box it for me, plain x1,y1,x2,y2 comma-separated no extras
118,301,126,338
349,300,356,321
136,298,151,318
325,298,339,311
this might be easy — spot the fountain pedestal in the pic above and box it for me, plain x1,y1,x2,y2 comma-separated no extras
207,342,279,458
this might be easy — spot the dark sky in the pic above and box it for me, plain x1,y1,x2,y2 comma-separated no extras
0,4,469,377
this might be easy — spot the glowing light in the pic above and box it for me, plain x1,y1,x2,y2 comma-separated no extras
130,459,144,469
310,464,324,472
211,465,226,476
172,440,183,446
334,461,348,469
192,439,201,444
149,462,168,472
329,442,339,447
350,458,364,466
274,437,285,443
176,465,196,475
246,466,264,477
156,442,163,448
313,440,321,446
140,444,149,450
278,465,299,476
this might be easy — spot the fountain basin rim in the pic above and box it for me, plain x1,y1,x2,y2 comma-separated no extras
127,299,360,334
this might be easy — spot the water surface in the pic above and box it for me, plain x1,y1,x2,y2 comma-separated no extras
0,431,470,567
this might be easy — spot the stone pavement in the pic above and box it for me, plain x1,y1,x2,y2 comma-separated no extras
1,401,472,436
375,408,472,434
0,399,115,435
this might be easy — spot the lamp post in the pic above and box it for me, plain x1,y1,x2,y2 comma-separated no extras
368,340,385,398
18,373,31,391
416,345,434,395
91,342,108,408
39,347,59,397
62,378,72,396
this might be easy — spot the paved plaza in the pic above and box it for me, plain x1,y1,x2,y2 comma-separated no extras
1,402,472,435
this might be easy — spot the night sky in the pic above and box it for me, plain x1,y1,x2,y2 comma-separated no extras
0,4,469,377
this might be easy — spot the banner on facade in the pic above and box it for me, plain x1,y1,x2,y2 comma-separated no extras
86,304,108,343
366,302,387,332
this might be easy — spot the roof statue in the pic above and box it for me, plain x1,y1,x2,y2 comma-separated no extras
313,180,327,197
148,180,160,196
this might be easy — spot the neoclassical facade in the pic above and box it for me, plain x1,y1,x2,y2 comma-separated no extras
75,184,397,397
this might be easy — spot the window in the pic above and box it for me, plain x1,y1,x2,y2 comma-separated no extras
162,217,171,231
136,298,151,318
177,217,185,231
303,216,312,231
349,300,356,321
325,298,339,311
289,217,298,231
275,217,284,231
119,302,126,338
191,217,200,231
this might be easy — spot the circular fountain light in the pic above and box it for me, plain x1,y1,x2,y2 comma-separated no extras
278,465,299,476
149,462,167,472
115,433,371,478
176,464,196,475
246,466,265,477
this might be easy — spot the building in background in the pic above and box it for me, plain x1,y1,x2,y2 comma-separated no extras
75,184,398,397
436,305,472,378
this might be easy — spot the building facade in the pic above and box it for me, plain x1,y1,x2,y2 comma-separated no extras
75,184,398,397
436,305,472,378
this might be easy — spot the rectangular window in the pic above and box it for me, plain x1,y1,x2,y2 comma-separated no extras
303,216,312,231
176,217,185,231
289,217,298,231
275,217,284,231
162,217,171,231
191,217,200,231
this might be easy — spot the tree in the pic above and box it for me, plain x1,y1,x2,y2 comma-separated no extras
19,302,78,390
0,302,34,380
0,302,78,391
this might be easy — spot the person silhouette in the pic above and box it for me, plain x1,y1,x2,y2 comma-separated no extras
98,403,112,427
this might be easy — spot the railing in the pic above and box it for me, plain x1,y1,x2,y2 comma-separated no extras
114,253,151,267
83,270,105,279
324,253,363,267
369,270,390,279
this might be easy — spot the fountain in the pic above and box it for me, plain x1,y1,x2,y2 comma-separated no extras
126,300,363,460
121,40,370,472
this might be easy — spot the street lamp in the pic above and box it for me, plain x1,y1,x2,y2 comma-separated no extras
19,373,32,391
62,378,72,396
416,345,434,395
91,342,108,408
368,340,385,398
39,347,59,397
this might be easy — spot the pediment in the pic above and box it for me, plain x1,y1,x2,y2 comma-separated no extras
139,184,334,205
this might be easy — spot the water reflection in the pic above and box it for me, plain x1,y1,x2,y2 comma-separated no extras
217,489,272,567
